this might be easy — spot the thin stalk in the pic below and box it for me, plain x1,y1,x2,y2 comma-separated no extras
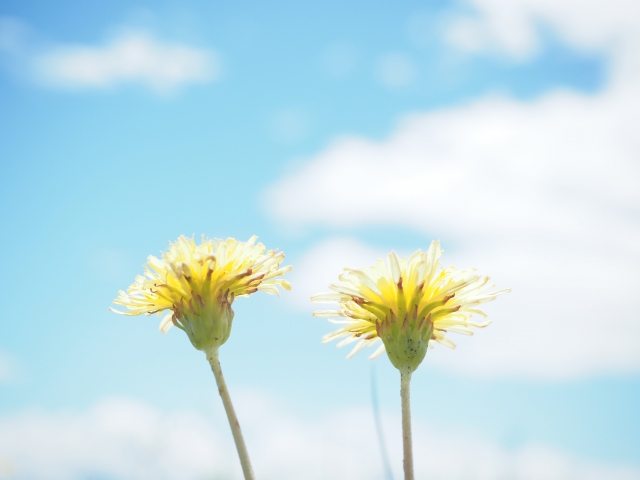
401,371,414,480
206,347,255,480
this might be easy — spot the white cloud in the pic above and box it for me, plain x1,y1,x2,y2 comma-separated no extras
0,395,638,480
267,86,640,242
265,21,640,378
0,17,219,93
375,52,417,88
0,398,233,480
445,0,640,62
35,32,218,93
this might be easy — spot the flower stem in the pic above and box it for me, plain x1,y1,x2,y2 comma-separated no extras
401,371,414,480
206,347,255,480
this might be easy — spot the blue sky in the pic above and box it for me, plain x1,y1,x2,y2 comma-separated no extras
1,1,639,479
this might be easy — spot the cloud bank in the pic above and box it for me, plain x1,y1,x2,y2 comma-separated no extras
0,395,638,480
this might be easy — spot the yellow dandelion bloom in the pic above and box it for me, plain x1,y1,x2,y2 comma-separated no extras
312,241,508,373
111,235,292,351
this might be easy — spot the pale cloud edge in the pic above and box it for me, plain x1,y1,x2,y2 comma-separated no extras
0,17,220,93
0,394,638,480
444,0,640,62
265,0,640,379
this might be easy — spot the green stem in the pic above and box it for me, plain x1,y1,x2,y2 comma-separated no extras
206,347,255,480
401,371,414,480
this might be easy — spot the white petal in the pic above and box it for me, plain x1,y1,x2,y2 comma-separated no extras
313,310,346,318
159,313,174,334
368,343,386,360
311,293,348,303
346,340,369,359
337,335,361,348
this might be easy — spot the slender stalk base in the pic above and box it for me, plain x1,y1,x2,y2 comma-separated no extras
206,347,255,480
401,372,414,480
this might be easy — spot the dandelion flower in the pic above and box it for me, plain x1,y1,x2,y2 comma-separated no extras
312,240,508,373
312,240,508,480
111,234,291,480
111,235,291,351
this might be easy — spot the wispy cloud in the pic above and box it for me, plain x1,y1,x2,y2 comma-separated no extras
0,394,638,479
445,0,640,61
35,32,218,93
0,17,220,93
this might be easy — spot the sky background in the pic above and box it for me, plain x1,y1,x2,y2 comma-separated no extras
1,0,639,479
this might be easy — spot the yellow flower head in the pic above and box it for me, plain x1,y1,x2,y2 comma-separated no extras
111,235,292,351
312,241,508,374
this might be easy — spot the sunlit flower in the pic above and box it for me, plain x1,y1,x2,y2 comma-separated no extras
111,235,291,351
312,241,508,373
